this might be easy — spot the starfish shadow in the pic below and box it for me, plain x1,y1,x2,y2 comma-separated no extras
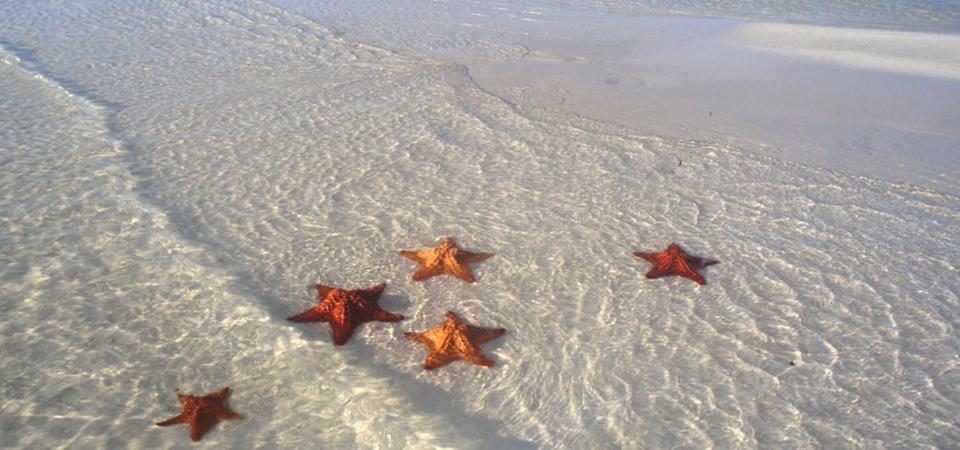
342,343,537,450
697,264,716,278
377,292,411,314
479,341,507,368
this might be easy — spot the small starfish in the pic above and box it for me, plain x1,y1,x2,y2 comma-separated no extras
405,311,506,370
287,283,403,345
398,237,493,283
633,243,718,285
156,387,240,442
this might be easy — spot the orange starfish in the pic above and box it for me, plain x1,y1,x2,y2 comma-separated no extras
633,242,719,285
156,387,240,442
398,237,493,283
405,311,506,370
287,283,403,345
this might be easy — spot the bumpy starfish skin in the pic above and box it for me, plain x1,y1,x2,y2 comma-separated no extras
156,387,241,442
398,237,493,283
287,283,403,345
633,243,719,285
405,311,506,370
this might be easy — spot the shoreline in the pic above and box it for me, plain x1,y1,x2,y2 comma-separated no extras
430,13,960,194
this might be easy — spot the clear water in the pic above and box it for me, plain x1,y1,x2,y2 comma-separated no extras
542,0,960,32
1,1,958,448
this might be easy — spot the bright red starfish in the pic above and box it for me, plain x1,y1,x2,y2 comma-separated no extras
633,243,718,285
156,387,240,442
287,283,403,345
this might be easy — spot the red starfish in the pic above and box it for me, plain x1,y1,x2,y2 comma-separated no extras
287,283,404,345
633,243,718,285
156,387,240,442
405,311,506,370
399,237,493,283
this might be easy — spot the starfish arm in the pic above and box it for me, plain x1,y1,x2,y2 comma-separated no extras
412,264,444,281
156,414,186,427
408,327,449,352
462,251,493,263
671,258,707,284
177,393,192,405
700,258,719,267
189,415,218,442
287,306,329,322
398,250,422,262
468,326,506,344
216,409,241,420
329,321,357,346
465,354,495,367
315,284,335,297
404,331,427,343
681,271,707,285
633,251,658,264
371,309,404,322
449,332,496,368
644,266,672,280
357,283,387,302
209,387,230,400
423,352,457,370
445,262,477,283
422,326,451,345
684,255,708,268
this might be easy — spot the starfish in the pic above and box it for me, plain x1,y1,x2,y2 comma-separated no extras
398,237,493,283
156,387,240,442
634,243,718,285
405,311,506,370
287,283,403,345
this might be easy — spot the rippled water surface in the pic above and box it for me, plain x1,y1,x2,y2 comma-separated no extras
1,1,958,448
539,0,960,31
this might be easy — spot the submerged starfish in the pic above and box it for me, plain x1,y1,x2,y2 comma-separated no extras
156,387,240,442
405,311,506,370
633,243,718,285
398,237,493,283
287,283,403,345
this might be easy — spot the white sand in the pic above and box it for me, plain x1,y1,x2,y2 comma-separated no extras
1,1,958,448
313,2,960,194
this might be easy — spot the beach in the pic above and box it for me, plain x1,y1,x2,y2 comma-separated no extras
1,1,958,448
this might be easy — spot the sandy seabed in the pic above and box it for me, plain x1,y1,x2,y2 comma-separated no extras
1,1,958,448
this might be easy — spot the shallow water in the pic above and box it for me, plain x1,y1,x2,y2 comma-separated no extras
277,0,960,194
1,1,959,448
541,0,960,32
